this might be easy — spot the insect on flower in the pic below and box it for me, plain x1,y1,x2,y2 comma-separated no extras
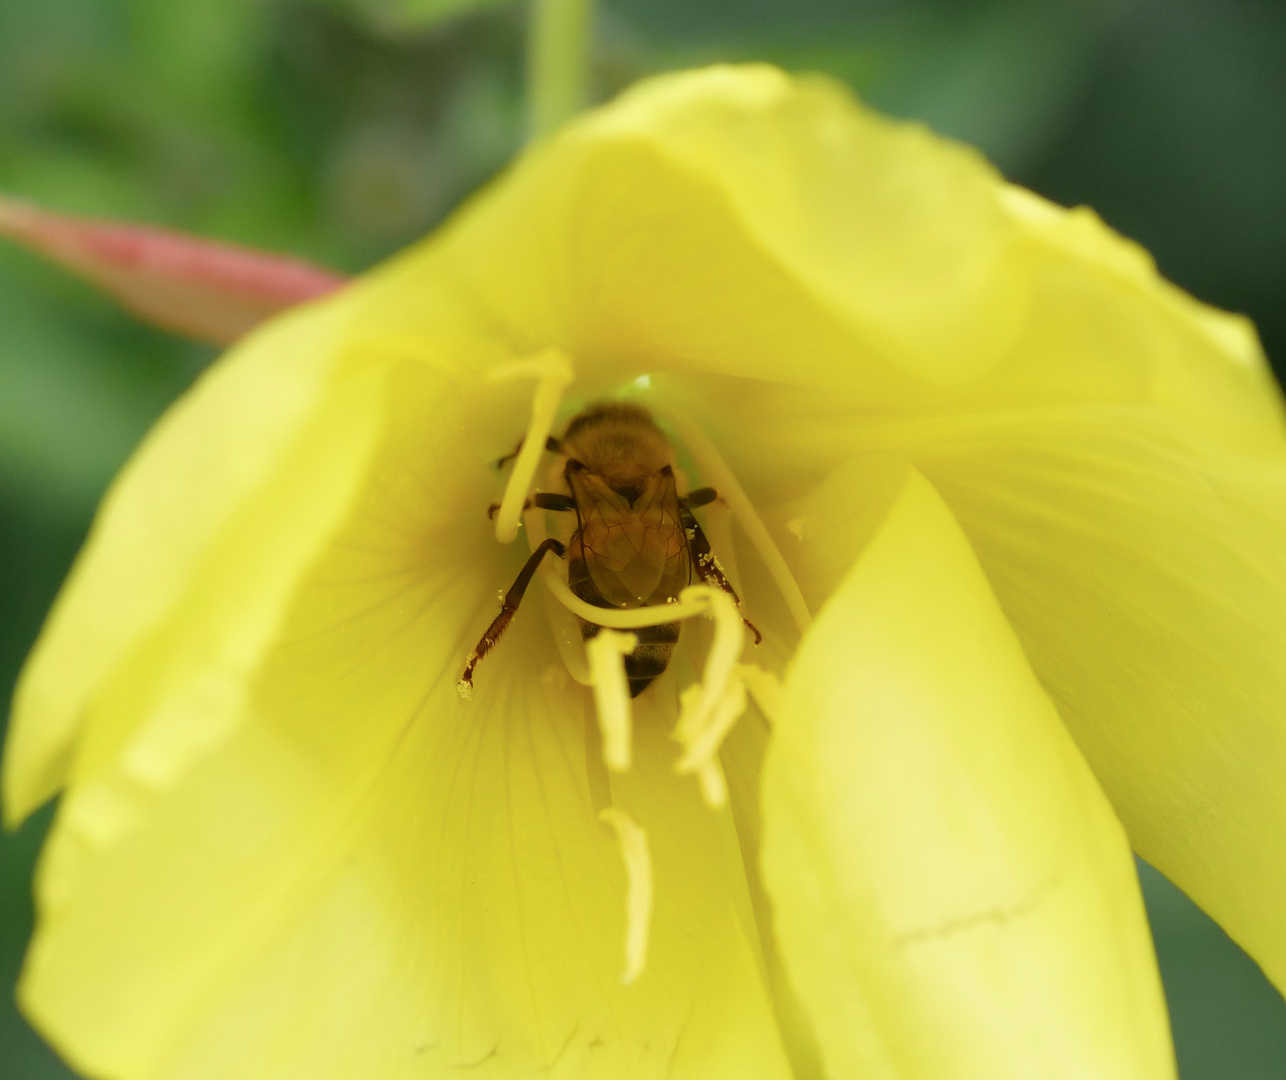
460,401,761,697
11,64,1286,1080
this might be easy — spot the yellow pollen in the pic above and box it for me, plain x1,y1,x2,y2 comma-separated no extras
587,630,638,772
489,349,573,544
599,808,652,985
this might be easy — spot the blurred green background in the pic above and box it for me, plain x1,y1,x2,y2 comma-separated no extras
2,0,1285,1076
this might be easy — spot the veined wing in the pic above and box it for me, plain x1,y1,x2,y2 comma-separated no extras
570,468,688,608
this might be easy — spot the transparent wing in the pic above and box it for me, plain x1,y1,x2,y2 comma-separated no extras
570,469,689,608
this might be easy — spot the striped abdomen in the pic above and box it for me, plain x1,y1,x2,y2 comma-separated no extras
569,547,682,698
581,618,680,698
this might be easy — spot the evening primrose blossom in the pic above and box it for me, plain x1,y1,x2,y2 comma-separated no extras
6,63,1286,1080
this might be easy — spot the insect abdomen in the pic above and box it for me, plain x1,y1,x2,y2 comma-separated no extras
580,619,678,698
570,550,680,697
621,621,679,698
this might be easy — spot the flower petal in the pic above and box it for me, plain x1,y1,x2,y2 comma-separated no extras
24,685,791,1080
392,65,1278,433
721,708,826,1079
760,464,1175,1079
877,408,1286,996
19,358,792,1080
644,184,1282,516
0,195,346,345
357,65,1028,406
4,290,384,824
991,187,1284,455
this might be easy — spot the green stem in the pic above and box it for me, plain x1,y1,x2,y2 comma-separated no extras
526,0,596,140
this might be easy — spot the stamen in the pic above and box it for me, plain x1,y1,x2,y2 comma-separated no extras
676,683,733,806
533,569,758,805
599,808,652,985
674,659,786,807
671,586,752,808
587,630,638,772
672,586,744,750
489,349,574,544
661,406,812,634
679,673,747,775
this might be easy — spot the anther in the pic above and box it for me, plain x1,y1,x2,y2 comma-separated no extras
587,630,638,772
672,586,751,807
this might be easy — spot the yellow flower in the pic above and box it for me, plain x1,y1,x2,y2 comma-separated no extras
6,63,1286,1080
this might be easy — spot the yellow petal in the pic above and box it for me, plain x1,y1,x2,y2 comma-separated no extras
372,65,1281,436
355,65,1029,406
720,707,826,1079
4,290,385,824
627,150,1281,510
990,187,1285,454
19,359,791,1080
876,408,1286,997
24,688,790,1080
760,465,1174,1080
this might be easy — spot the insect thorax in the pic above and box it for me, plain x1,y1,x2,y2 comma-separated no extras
560,403,672,482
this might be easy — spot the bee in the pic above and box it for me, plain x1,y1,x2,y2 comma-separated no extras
461,402,759,697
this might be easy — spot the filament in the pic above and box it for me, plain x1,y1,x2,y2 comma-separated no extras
661,406,812,634
489,349,574,544
586,630,638,772
599,808,653,985
534,542,711,628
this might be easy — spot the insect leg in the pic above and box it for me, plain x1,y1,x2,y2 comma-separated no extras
680,487,718,509
679,503,763,645
494,435,563,469
533,492,576,511
487,491,575,519
460,537,568,692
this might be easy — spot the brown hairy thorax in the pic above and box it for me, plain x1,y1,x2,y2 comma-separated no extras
560,403,671,482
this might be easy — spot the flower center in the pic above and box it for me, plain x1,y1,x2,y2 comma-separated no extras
484,351,809,982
